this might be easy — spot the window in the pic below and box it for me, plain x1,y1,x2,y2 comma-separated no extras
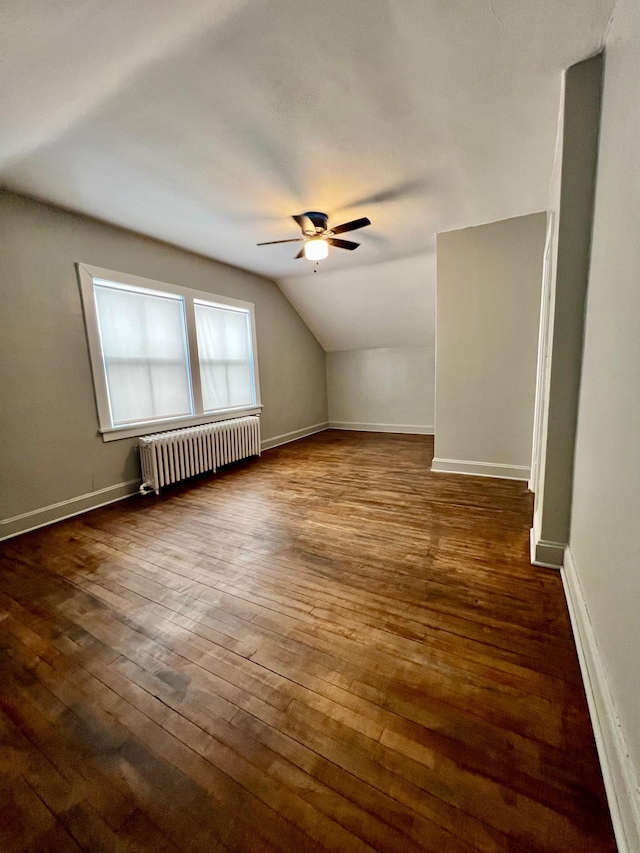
194,301,254,411
77,264,261,441
93,283,192,426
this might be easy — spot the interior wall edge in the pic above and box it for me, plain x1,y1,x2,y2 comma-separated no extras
562,546,640,853
533,52,604,546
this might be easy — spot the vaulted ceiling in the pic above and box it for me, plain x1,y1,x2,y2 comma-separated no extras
1,0,614,351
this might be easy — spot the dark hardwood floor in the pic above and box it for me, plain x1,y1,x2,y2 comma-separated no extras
0,431,616,852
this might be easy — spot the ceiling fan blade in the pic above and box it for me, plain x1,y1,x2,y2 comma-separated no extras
327,238,360,251
335,178,428,212
294,248,305,259
292,214,308,231
256,238,304,245
330,217,371,235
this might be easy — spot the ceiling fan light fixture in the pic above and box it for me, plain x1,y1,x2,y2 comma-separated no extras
304,237,328,261
256,212,370,260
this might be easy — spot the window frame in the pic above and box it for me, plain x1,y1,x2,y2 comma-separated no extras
77,263,262,442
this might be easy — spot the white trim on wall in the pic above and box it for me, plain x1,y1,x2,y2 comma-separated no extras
0,479,141,542
76,262,262,441
261,422,328,451
530,211,556,496
562,547,640,853
431,457,530,481
0,427,330,539
328,422,434,435
99,407,264,442
529,527,565,569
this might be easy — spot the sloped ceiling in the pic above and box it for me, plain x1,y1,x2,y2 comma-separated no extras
280,253,436,352
1,0,613,350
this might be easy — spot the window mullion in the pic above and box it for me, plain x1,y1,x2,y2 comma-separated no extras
184,297,204,415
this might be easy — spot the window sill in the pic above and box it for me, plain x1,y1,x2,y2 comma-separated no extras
99,406,263,442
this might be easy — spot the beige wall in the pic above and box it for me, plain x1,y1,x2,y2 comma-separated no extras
569,0,640,845
532,55,603,558
326,347,434,432
434,213,546,478
0,191,327,538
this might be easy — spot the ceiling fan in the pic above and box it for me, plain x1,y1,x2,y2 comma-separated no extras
256,211,371,261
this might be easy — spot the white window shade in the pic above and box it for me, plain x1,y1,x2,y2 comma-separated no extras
195,302,255,411
93,284,192,425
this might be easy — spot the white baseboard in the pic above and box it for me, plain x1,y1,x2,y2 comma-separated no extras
0,479,141,542
328,422,434,435
0,423,329,540
529,527,565,569
261,422,328,451
562,547,640,853
431,457,530,481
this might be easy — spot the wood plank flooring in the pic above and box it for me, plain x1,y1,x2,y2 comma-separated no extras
0,431,616,852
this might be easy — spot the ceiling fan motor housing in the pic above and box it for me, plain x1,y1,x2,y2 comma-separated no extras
302,212,329,234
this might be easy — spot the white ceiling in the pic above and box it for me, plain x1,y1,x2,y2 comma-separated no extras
1,0,613,350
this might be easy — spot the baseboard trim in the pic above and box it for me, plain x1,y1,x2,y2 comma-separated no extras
529,528,565,569
261,422,328,451
562,547,640,853
1,423,330,540
0,479,141,542
328,422,435,435
431,457,530,481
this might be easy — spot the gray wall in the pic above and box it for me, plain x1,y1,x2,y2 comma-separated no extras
434,213,546,476
569,0,640,843
0,191,327,537
326,346,434,432
533,54,603,554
